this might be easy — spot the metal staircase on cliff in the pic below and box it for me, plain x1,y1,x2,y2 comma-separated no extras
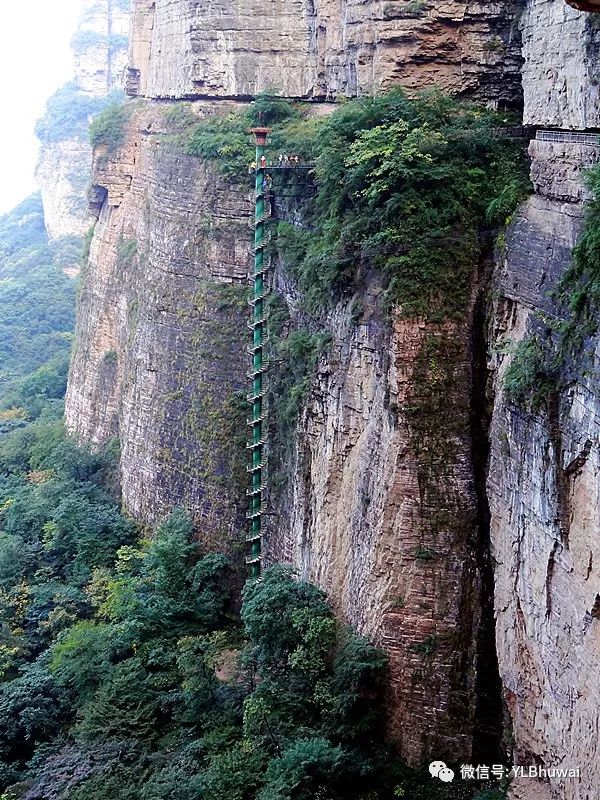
245,129,316,576
246,126,271,578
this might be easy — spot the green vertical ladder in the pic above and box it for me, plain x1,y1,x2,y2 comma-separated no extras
246,127,271,578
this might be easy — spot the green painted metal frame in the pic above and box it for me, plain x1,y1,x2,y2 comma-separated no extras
246,128,271,577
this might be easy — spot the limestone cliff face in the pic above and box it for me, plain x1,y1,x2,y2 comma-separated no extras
127,0,523,105
35,0,131,241
488,149,600,800
521,0,600,129
65,101,251,546
487,2,600,797
266,283,494,764
73,0,131,95
36,138,93,240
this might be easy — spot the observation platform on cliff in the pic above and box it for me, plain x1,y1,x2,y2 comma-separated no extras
266,164,315,170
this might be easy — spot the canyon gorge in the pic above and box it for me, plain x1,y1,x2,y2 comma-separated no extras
24,0,600,798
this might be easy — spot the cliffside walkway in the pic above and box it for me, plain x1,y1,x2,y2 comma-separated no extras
535,129,600,146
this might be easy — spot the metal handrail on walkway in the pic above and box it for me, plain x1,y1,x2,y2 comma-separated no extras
536,129,600,146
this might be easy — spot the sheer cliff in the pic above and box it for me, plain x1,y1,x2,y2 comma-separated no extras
35,0,130,243
64,0,600,794
66,100,250,545
487,3,600,798
67,0,523,541
127,0,524,103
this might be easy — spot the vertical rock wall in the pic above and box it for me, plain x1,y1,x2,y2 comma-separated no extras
35,0,131,241
127,0,523,105
266,286,493,763
74,0,131,95
521,0,600,129
487,2,600,797
36,138,96,240
65,0,600,778
64,0,527,766
65,102,251,546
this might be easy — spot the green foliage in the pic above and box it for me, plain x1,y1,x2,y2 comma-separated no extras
0,195,75,408
187,93,306,178
295,91,528,316
409,634,438,657
189,91,528,319
258,737,344,800
187,113,254,179
116,236,137,265
404,0,426,14
556,165,600,338
89,101,130,153
242,566,335,676
35,83,123,144
503,335,557,410
0,520,400,799
162,103,199,133
272,327,331,430
414,546,436,562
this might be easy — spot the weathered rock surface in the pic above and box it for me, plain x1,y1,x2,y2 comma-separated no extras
65,101,251,547
67,0,522,769
64,0,600,784
488,127,600,800
128,0,523,105
521,0,600,129
74,0,131,95
265,264,498,764
35,138,94,239
36,0,131,243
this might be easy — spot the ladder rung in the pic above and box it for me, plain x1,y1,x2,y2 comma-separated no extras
247,341,269,354
246,505,267,520
247,365,270,378
247,317,267,329
246,438,268,448
246,484,267,496
248,294,269,306
246,389,268,402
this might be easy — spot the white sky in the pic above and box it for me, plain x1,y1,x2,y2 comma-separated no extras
0,0,81,214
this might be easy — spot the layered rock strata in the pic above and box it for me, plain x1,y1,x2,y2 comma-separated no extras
74,0,131,95
521,0,600,130
65,101,251,548
128,0,523,106
488,139,600,800
36,0,131,240
66,0,529,767
266,280,496,763
65,0,600,782
488,3,600,796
